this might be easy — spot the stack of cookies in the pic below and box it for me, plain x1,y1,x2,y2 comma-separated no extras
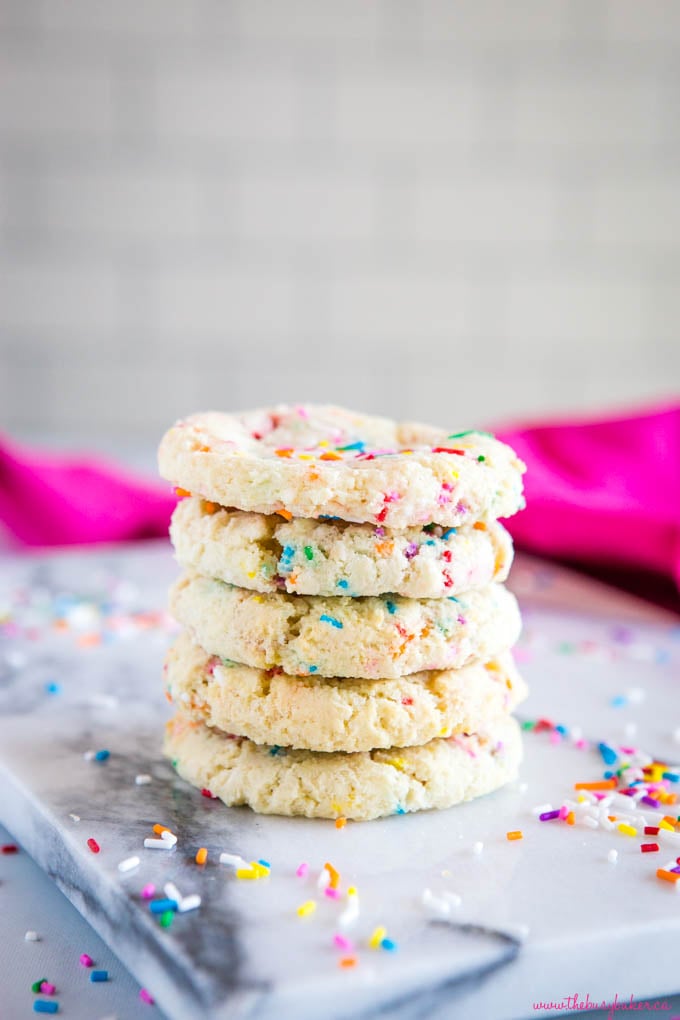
158,405,527,821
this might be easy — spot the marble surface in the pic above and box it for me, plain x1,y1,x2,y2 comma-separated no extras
1,542,680,1020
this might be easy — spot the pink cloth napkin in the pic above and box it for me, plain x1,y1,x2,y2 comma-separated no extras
496,402,680,590
2,404,679,589
0,435,175,547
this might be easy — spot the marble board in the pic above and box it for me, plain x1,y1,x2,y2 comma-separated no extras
1,542,680,1020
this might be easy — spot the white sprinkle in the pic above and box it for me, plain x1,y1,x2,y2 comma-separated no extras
421,888,450,919
118,856,140,873
583,816,599,829
88,693,118,710
531,803,552,816
443,891,462,908
177,894,201,913
570,726,583,743
164,882,182,902
627,687,645,704
472,841,484,855
83,750,95,761
160,830,177,847
673,727,680,745
135,774,152,786
24,931,40,942
607,849,618,864
338,890,359,929
144,838,173,850
5,650,27,669
69,813,80,823
623,722,637,739
219,852,248,868
317,867,330,891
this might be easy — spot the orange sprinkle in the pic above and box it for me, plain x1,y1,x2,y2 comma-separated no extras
174,487,191,497
566,811,575,825
202,500,219,515
307,471,320,481
153,824,169,835
339,956,357,968
375,541,394,556
53,619,69,631
506,831,523,841
320,451,342,460
335,817,347,830
473,521,487,531
77,634,101,648
324,862,341,888
276,509,293,521
657,868,680,884
195,847,208,865
574,779,617,790
164,691,172,703
275,449,292,458
663,815,678,827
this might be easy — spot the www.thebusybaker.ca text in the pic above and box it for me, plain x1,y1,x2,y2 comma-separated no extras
533,992,673,1016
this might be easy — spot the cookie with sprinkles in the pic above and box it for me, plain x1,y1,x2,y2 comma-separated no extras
170,496,514,598
165,630,527,753
158,404,525,529
164,711,522,821
169,571,521,680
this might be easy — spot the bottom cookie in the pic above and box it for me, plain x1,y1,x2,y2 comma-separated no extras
164,712,522,821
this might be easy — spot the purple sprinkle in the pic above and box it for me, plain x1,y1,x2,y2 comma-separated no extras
671,866,680,874
539,810,561,821
375,527,385,537
404,542,419,560
641,796,661,808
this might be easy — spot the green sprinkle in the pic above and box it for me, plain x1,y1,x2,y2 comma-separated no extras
477,455,485,462
32,980,48,994
159,911,174,928
520,720,535,731
448,429,494,439
304,546,314,561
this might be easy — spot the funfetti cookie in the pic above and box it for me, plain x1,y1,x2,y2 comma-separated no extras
165,631,527,753
169,571,522,680
170,496,514,598
158,405,525,529
164,711,522,821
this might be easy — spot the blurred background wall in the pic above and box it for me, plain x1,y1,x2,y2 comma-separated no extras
1,1,678,444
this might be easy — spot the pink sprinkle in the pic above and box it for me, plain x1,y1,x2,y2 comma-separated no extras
295,862,309,878
80,953,94,967
40,982,56,995
549,731,561,745
325,887,340,899
139,988,155,1005
575,739,588,750
334,933,353,951
558,805,569,819
141,883,156,900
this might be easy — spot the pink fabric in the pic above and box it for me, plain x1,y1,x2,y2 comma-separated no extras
496,403,680,590
0,435,175,547
1,404,679,589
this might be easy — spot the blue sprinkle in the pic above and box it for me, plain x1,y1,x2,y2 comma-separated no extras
258,858,271,867
555,724,568,736
385,600,397,615
336,579,349,590
308,665,318,673
94,749,110,762
90,970,109,982
337,441,365,451
395,805,406,815
149,899,178,914
45,681,61,695
319,614,343,629
598,742,618,766
663,771,679,783
269,746,282,756
33,1003,59,1015
610,695,628,708
381,938,398,951
425,539,436,546
603,770,615,779
318,515,341,520
441,528,457,540
447,596,460,602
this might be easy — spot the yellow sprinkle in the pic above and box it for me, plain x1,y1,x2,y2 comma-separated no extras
659,820,674,831
249,861,270,877
195,847,207,865
247,571,256,579
384,757,405,771
236,867,258,880
298,454,313,460
347,886,357,897
577,794,588,803
618,823,637,837
252,596,263,603
318,440,329,447
297,900,317,917
369,926,387,949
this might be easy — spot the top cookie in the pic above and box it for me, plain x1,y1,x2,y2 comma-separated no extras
158,404,525,529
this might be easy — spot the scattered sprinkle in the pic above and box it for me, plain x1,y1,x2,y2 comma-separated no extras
90,970,109,982
607,850,618,864
296,862,309,878
33,1003,59,1015
195,847,208,865
506,830,523,841
139,989,155,1005
135,774,152,785
118,856,140,873
335,817,347,829
79,954,94,967
87,838,100,854
25,931,40,942
296,900,316,918
472,841,484,855
319,614,343,629
94,749,110,762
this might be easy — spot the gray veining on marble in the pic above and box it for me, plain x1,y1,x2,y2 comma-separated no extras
1,543,680,1019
